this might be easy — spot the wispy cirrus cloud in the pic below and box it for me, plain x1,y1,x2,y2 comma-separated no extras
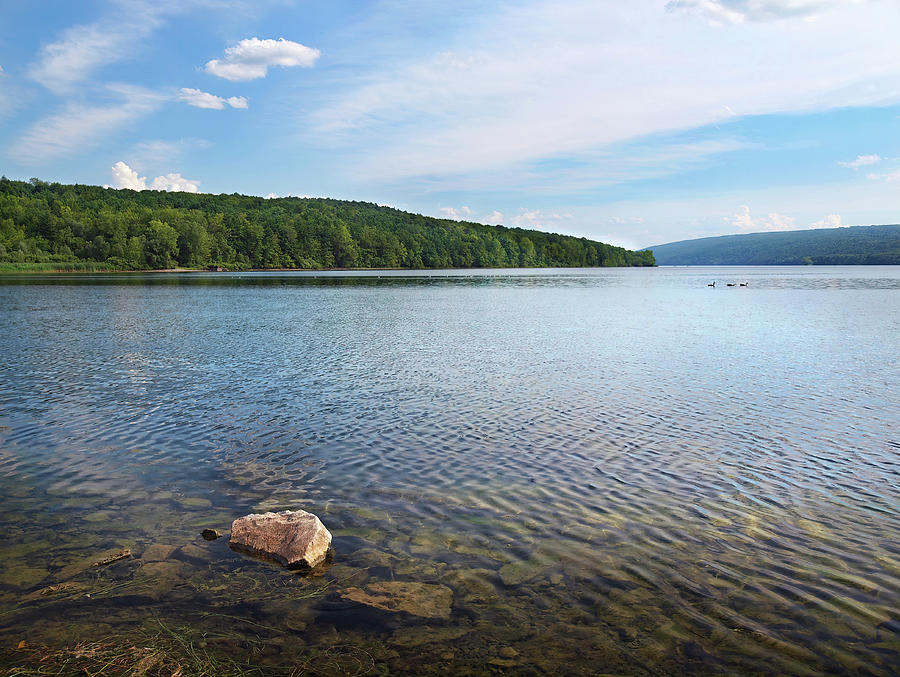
203,38,320,81
27,2,171,93
838,153,881,169
9,85,166,163
311,1,900,188
178,88,248,109
26,0,266,93
867,169,900,182
666,0,871,24
130,138,212,166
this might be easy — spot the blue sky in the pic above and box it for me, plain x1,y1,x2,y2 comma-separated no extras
1,0,898,249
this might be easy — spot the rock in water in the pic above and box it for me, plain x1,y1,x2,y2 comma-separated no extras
229,510,332,570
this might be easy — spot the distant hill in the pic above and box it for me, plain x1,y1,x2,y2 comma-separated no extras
649,224,900,265
0,177,655,270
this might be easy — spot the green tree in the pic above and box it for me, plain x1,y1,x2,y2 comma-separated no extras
143,220,179,268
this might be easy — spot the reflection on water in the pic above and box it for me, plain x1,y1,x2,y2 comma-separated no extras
1,267,899,675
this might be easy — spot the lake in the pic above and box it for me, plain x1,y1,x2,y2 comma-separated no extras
1,266,898,675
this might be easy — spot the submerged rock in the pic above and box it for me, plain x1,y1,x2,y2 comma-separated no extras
201,528,222,541
141,544,177,562
229,510,332,570
342,581,453,619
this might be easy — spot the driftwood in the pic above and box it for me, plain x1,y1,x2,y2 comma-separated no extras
91,549,131,568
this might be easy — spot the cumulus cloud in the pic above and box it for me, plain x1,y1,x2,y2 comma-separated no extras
838,153,881,169
506,209,574,229
177,88,248,109
810,213,844,228
110,160,146,190
203,38,320,81
107,161,199,193
667,0,869,24
150,173,200,192
438,205,474,220
10,86,166,163
263,191,315,199
729,205,797,232
484,210,505,224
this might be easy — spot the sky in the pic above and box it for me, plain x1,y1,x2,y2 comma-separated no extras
1,0,899,249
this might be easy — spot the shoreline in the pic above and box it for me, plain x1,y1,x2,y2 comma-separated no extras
0,264,652,274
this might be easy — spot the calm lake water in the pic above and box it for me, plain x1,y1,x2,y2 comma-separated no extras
1,266,899,675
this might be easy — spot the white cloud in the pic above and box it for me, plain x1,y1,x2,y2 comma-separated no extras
150,173,200,192
838,153,881,169
810,213,844,228
866,169,900,182
9,85,166,163
178,88,248,109
438,205,474,220
666,0,870,24
110,160,147,190
26,0,254,93
107,161,199,193
312,1,900,186
729,205,797,232
484,210,505,224
131,137,211,165
203,38,320,81
25,0,188,93
508,208,574,229
263,191,315,198
29,23,153,93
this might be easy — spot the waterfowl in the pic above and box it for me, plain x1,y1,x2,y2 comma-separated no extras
707,281,716,287
726,283,736,287
740,282,748,287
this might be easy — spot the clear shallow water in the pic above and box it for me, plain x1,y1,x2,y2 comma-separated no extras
0,266,898,675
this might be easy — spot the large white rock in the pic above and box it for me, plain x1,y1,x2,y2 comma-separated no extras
229,510,332,569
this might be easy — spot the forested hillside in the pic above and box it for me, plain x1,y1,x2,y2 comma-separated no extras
650,225,900,265
0,178,654,270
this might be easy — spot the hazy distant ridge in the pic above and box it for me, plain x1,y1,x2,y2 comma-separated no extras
649,225,900,265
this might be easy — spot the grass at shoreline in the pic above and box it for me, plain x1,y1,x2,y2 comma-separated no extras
3,619,376,677
0,262,133,273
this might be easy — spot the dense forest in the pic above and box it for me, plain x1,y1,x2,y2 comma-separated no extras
0,177,655,270
649,224,900,265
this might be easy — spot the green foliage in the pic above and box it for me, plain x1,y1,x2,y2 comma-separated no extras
650,225,900,265
0,176,655,270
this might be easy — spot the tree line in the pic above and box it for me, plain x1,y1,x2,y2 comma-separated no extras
0,177,655,270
